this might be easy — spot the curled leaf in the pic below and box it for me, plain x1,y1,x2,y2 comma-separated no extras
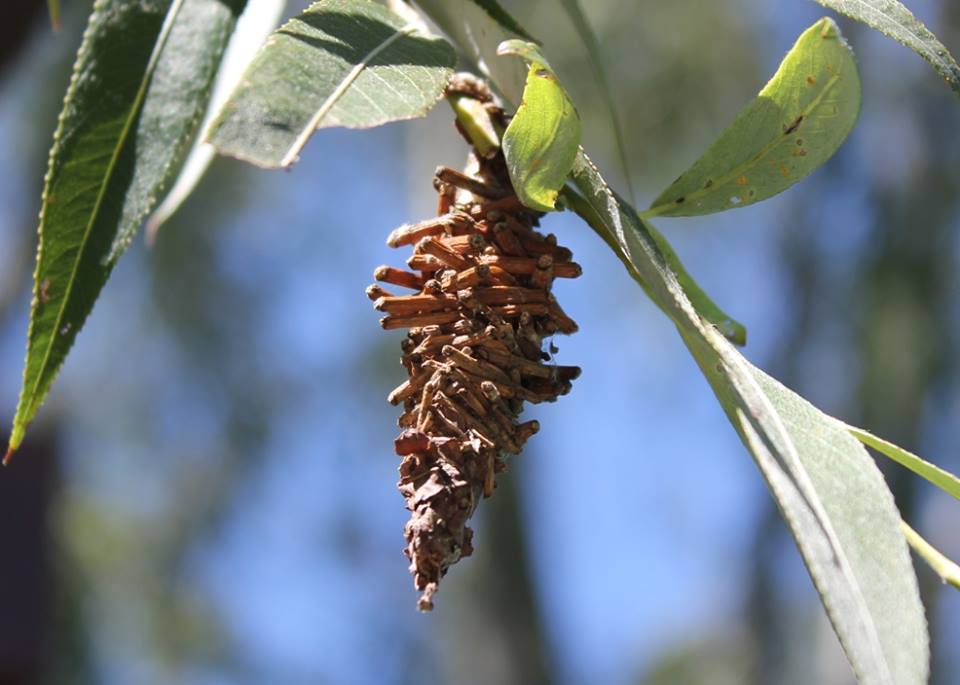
498,40,581,212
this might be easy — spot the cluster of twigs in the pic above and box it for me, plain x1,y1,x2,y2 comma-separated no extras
368,79,581,610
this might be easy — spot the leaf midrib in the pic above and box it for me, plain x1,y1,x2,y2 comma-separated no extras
19,0,187,441
720,341,895,685
279,21,417,167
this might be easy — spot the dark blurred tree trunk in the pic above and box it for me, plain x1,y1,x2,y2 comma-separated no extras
0,6,81,684
0,1,47,79
852,146,958,685
0,430,57,685
441,460,553,685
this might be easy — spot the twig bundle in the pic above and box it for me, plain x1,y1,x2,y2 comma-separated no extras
369,83,581,610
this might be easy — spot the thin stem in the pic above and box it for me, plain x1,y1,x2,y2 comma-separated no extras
902,521,960,590
847,424,960,501
638,205,667,221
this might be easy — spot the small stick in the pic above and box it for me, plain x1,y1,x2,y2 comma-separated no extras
375,294,457,315
478,255,581,278
529,254,554,290
525,378,572,400
387,212,473,248
394,429,431,456
417,236,472,271
491,223,526,257
480,346,553,379
388,369,432,405
492,303,551,318
374,265,425,290
407,254,444,272
411,333,456,356
474,286,549,306
443,345,514,385
519,237,573,261
514,420,540,447
548,302,579,334
435,166,510,199
483,453,496,496
366,284,393,301
436,182,455,215
555,366,582,382
381,311,460,330
439,233,487,254
455,384,489,418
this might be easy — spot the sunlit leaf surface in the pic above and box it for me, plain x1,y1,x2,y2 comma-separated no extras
7,0,247,461
647,18,860,218
210,0,455,168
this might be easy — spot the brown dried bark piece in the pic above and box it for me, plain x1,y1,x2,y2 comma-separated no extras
369,83,581,611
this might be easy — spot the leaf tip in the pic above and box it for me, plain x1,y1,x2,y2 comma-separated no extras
496,39,529,57
3,445,15,467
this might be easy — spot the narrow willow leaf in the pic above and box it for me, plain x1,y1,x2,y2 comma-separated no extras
465,0,537,43
147,0,287,241
6,0,247,462
568,151,928,685
813,0,960,97
847,425,960,501
413,0,528,105
902,522,960,591
688,334,929,685
554,0,634,202
646,17,861,218
209,0,455,168
498,41,581,212
645,221,746,345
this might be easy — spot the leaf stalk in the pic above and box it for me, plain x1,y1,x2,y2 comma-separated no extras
902,521,960,590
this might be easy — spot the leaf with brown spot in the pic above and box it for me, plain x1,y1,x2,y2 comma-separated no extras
645,17,861,219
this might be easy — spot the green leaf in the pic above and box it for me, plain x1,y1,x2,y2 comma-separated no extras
6,0,247,462
209,0,456,169
147,0,287,241
645,221,746,345
554,0,634,202
569,150,928,685
697,344,930,685
498,41,581,212
813,0,960,97
646,17,861,219
846,426,960,501
464,0,538,43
